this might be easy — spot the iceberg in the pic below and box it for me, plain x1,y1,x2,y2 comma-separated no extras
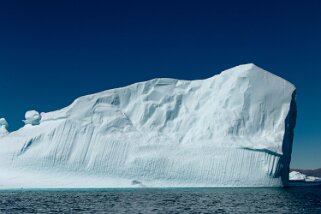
289,171,307,181
289,171,321,187
0,64,297,188
289,171,321,182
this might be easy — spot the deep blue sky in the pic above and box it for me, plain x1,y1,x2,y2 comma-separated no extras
0,0,320,169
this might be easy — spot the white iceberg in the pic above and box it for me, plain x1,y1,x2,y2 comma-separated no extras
289,171,306,181
0,64,297,188
289,171,321,182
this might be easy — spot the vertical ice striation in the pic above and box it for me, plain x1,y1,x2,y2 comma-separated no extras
0,64,296,188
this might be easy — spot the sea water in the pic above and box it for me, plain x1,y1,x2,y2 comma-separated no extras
0,187,321,213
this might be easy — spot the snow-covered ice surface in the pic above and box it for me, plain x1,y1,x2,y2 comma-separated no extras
0,64,297,188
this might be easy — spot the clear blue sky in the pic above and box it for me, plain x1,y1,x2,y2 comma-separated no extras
0,0,320,169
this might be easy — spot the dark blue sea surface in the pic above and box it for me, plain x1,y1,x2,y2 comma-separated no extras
0,187,321,213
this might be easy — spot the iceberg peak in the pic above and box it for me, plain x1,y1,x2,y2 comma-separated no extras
236,63,257,70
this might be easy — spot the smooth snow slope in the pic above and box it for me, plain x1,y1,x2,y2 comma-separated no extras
0,64,296,188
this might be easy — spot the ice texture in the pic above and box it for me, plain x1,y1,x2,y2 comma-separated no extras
0,64,297,188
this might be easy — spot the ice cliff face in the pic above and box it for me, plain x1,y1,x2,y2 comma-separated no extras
0,64,296,188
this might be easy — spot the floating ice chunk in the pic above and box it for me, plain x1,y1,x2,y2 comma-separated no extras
289,171,306,181
289,171,321,182
306,176,321,182
23,110,42,125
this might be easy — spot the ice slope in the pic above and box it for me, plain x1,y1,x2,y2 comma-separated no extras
0,63,297,188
